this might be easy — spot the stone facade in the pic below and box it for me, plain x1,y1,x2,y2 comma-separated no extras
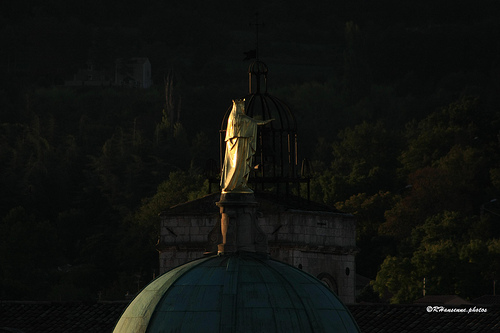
263,210,357,303
158,214,218,271
157,193,358,304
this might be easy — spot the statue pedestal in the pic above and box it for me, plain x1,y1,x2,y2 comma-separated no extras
216,192,268,254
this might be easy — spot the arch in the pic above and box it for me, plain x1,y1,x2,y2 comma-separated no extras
317,272,339,295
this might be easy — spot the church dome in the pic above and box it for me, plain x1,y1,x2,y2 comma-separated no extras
113,253,360,333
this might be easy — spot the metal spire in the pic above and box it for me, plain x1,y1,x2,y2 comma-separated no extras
249,12,263,60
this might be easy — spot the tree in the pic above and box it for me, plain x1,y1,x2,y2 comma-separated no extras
382,143,494,239
375,211,495,303
111,170,207,293
372,255,419,303
399,96,490,174
412,211,494,298
382,167,459,238
329,121,402,198
0,207,59,299
336,191,398,278
134,170,208,232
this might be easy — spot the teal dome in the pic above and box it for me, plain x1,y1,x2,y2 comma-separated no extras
113,253,360,333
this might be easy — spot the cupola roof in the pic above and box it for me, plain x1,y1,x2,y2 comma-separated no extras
113,253,360,333
214,61,310,199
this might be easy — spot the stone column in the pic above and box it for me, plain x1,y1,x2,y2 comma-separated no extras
216,192,268,254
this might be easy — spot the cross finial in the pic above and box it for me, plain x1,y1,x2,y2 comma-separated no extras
249,12,263,60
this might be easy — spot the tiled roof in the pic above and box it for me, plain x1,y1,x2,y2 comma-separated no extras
350,304,500,333
1,301,499,332
0,301,127,333
473,295,500,305
162,191,344,216
413,295,472,305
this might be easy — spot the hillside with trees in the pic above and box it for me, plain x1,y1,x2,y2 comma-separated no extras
1,0,499,302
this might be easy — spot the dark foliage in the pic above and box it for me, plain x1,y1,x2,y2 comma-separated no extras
1,0,499,302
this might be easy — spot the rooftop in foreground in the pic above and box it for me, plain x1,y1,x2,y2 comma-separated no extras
1,300,499,332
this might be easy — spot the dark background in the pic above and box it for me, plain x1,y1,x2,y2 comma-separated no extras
1,0,499,303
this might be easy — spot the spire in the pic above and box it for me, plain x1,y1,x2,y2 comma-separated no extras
250,12,263,61
247,13,267,94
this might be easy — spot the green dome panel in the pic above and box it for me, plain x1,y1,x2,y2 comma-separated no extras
114,253,360,333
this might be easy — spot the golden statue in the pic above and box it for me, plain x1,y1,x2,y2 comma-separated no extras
221,99,273,193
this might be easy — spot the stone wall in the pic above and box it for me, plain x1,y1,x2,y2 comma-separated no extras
158,215,218,273
261,211,357,304
157,208,357,303
259,210,356,248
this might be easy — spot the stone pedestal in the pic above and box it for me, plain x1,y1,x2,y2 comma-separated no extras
216,192,268,254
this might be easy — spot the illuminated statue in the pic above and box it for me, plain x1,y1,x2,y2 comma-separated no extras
221,99,273,193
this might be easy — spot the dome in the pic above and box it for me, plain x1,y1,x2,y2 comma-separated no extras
113,253,360,333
